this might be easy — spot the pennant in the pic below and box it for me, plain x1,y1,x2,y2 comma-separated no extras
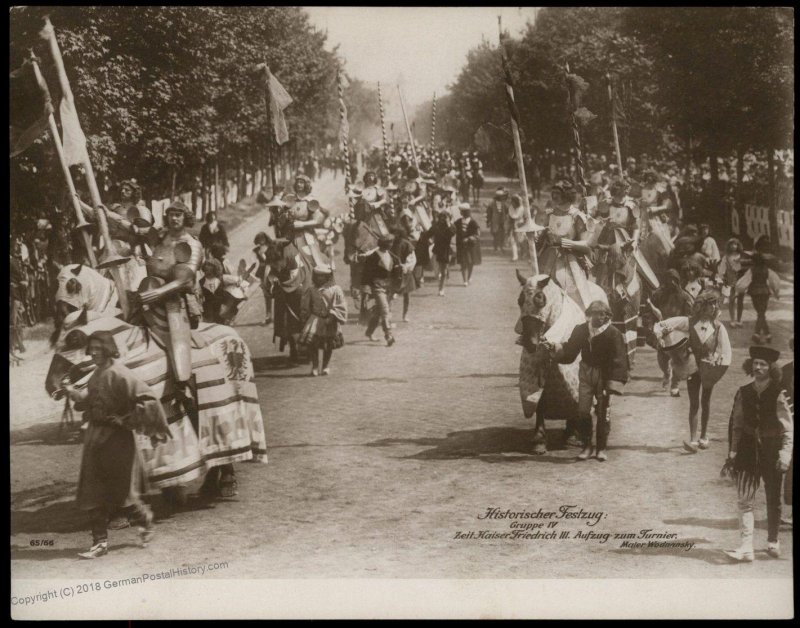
60,95,89,166
499,39,521,127
267,69,293,145
9,59,53,158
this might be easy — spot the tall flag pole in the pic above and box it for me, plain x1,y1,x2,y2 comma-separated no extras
397,85,420,172
565,62,588,191
28,51,97,267
606,73,624,178
337,70,354,217
430,92,437,148
498,15,538,274
41,17,130,317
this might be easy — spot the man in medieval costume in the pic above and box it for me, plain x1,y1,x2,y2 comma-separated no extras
66,330,172,559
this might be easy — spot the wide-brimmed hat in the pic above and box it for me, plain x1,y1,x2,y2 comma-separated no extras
749,345,780,363
312,263,333,275
494,187,509,199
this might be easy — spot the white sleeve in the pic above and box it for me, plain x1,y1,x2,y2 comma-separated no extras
717,323,733,365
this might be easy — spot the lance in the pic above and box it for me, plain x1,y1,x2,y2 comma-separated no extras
28,51,97,268
337,71,354,217
606,73,624,177
430,92,437,148
397,85,419,172
42,16,129,317
498,15,538,274
565,61,587,191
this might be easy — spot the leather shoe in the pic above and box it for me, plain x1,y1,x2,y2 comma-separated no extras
724,548,754,562
576,446,593,461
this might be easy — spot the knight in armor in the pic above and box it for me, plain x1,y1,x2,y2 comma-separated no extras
279,174,330,269
137,201,204,401
536,179,594,310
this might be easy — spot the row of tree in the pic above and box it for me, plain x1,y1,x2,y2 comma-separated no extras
417,7,792,187
10,6,380,237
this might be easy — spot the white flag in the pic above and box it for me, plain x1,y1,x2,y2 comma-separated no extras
60,96,89,166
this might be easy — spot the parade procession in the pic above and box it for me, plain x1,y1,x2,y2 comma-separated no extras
8,7,794,620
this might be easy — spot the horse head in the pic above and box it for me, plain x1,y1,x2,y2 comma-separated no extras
515,270,565,351
52,264,117,346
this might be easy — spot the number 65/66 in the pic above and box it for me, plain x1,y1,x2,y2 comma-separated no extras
29,540,55,547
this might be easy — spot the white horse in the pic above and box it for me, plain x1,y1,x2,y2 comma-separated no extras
515,271,608,454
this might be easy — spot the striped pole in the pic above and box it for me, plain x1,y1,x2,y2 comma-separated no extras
565,62,587,190
378,81,391,185
430,92,437,148
337,71,354,217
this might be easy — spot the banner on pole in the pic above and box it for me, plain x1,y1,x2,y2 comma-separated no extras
267,69,293,146
9,59,53,157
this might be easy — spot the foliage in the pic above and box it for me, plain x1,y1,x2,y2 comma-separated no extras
9,6,346,224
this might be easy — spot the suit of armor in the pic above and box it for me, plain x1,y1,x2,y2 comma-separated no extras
139,227,204,385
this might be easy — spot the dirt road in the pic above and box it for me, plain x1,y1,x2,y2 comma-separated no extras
11,172,793,580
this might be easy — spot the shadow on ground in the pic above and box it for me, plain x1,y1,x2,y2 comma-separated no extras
365,426,574,462
11,422,83,446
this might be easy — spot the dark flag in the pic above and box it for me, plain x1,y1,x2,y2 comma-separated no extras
499,39,521,127
9,58,53,157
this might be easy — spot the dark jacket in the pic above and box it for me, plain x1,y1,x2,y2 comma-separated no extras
361,249,403,289
554,322,629,385
199,222,229,252
430,223,455,262
454,217,479,251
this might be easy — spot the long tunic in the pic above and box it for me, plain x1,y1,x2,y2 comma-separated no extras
300,283,348,349
75,361,170,511
729,380,794,497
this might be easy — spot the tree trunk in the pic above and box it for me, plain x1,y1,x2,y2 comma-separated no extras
236,148,244,202
708,151,719,228
766,147,779,246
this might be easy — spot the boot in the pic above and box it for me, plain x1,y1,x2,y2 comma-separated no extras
78,541,108,559
724,511,754,562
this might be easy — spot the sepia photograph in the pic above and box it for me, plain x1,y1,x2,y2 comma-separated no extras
8,5,794,619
